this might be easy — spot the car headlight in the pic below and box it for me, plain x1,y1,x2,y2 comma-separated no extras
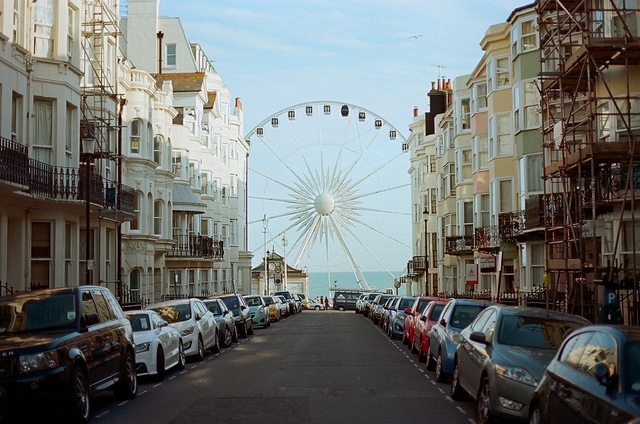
397,314,406,321
495,364,538,387
181,325,195,336
18,350,59,373
136,342,151,353
450,331,463,345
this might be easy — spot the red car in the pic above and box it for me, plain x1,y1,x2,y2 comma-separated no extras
403,296,445,348
411,299,448,362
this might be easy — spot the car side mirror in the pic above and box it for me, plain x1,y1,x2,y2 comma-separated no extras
419,315,427,322
195,313,202,321
159,320,168,328
404,308,412,314
82,312,100,327
593,362,610,386
469,331,488,344
241,305,246,310
439,318,446,326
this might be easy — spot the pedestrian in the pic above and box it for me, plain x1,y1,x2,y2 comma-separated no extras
324,297,329,310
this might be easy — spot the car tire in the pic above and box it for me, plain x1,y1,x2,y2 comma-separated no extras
417,343,426,363
411,338,418,354
155,346,165,381
529,401,542,424
232,325,239,342
195,336,205,361
114,350,137,400
211,331,221,354
68,365,90,424
402,332,408,345
222,326,233,347
247,320,254,335
476,377,493,424
435,351,447,382
451,359,466,400
426,349,436,371
175,341,186,370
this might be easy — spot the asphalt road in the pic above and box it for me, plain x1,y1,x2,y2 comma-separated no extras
89,310,477,424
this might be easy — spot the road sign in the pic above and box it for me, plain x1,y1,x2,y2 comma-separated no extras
274,265,281,274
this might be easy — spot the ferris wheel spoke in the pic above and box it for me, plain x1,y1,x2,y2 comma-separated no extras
340,151,406,195
326,215,369,289
334,212,410,249
291,214,322,268
341,183,411,203
285,117,322,194
250,166,315,199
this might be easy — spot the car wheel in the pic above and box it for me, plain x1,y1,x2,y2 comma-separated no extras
239,321,248,338
232,325,239,342
476,377,493,424
114,350,137,400
211,331,221,354
315,306,320,310
529,402,542,424
222,326,233,347
426,345,437,370
247,320,254,335
195,336,205,361
155,346,165,381
435,351,447,382
402,332,408,345
276,313,281,322
68,365,90,424
451,359,466,400
338,306,345,311
175,340,186,370
417,343,426,363
411,338,418,354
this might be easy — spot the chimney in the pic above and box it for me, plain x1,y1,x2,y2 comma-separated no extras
235,97,242,110
413,106,419,117
425,81,447,136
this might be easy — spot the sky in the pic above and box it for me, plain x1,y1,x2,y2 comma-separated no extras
153,0,532,276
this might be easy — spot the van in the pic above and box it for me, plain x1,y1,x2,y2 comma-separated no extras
332,291,361,311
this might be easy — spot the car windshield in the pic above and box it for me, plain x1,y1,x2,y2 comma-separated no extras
151,304,191,323
245,297,262,306
263,296,274,304
127,314,151,332
204,301,221,315
498,315,584,349
221,297,238,309
416,299,432,312
0,293,77,334
430,304,445,320
626,341,640,394
399,298,415,310
450,305,485,329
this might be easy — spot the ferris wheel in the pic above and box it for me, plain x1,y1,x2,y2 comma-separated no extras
245,101,411,290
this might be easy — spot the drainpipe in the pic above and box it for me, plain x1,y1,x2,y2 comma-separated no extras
157,31,164,74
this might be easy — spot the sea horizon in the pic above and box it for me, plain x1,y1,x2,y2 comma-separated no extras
308,270,401,300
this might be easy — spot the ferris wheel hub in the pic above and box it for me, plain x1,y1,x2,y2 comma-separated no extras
314,193,335,215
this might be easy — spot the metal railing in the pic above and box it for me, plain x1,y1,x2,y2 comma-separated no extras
168,234,224,259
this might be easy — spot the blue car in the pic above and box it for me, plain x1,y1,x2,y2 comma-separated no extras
244,295,271,328
386,296,417,339
427,298,490,382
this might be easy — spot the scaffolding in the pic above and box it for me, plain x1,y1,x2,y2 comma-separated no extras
538,0,640,323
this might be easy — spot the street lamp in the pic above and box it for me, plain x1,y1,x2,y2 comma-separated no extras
262,215,268,295
282,232,288,290
82,132,96,285
423,207,429,296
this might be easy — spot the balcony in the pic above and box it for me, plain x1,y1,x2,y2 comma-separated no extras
474,226,499,253
0,136,134,213
168,235,224,260
445,235,474,255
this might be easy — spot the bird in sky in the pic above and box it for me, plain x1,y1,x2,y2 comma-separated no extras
407,34,424,39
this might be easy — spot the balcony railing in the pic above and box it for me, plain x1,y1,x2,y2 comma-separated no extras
445,235,474,254
474,226,499,252
0,137,134,213
168,234,224,260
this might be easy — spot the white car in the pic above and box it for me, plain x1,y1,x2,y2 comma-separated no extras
147,298,219,361
126,310,186,379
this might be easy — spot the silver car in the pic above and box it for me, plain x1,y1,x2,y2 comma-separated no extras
450,304,590,424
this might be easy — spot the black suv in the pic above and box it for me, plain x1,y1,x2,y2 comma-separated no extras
212,294,253,338
0,286,137,423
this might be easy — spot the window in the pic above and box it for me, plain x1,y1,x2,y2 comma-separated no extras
444,163,455,197
230,174,237,197
201,217,210,236
458,98,471,132
473,134,488,171
212,134,220,157
154,200,163,235
154,135,163,165
512,18,537,57
172,151,184,179
33,0,55,57
489,113,513,158
498,179,514,213
489,56,510,91
13,0,23,44
189,162,196,188
615,98,640,142
67,6,76,62
130,119,141,154
463,201,473,236
521,154,543,194
130,269,141,300
457,148,472,182
65,104,76,167
477,193,491,227
31,222,51,289
514,80,541,132
11,93,23,143
166,44,177,67
531,243,545,287
130,193,141,231
622,221,640,269
33,99,53,164
474,83,487,112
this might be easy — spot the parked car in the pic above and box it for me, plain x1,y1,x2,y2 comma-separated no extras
412,299,448,361
361,292,382,316
355,293,369,314
213,293,254,337
0,286,137,423
297,293,310,310
274,291,297,315
370,294,395,324
529,324,640,424
203,298,238,347
262,295,282,321
274,295,290,317
427,298,490,382
385,296,416,339
306,298,326,310
292,293,304,313
403,296,445,347
332,290,361,311
451,305,590,424
147,298,219,361
244,295,270,328
126,310,186,380
379,295,399,329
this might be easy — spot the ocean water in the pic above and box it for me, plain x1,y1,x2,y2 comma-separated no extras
308,271,400,300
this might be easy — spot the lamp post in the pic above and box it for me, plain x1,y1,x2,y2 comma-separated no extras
82,132,96,285
262,214,268,295
282,231,288,291
423,207,429,296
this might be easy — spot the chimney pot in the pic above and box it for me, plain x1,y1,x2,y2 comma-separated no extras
413,107,419,117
